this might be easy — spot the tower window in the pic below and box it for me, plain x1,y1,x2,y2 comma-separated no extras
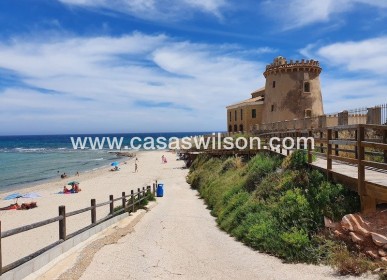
305,109,312,118
239,124,243,132
272,81,276,88
271,105,275,112
234,124,237,132
229,111,231,122
240,109,243,120
304,82,310,93
228,125,232,132
252,109,256,118
234,110,237,121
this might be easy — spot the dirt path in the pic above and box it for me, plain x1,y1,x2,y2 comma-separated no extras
74,159,372,280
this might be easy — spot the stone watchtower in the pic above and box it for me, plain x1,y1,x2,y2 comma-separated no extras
261,56,324,124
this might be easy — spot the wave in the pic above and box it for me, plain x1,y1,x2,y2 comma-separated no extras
14,147,47,152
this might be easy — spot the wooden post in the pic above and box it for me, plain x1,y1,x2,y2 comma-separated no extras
357,125,376,213
354,129,358,159
130,190,135,213
91,199,96,224
109,195,114,215
357,125,365,195
307,130,312,164
59,205,66,241
383,130,387,164
147,186,151,195
153,183,156,195
327,129,332,179
122,192,126,209
334,130,339,156
137,188,141,202
319,131,323,153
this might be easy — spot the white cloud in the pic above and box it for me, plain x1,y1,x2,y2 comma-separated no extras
298,36,387,114
58,0,228,21
0,32,264,135
302,36,387,75
261,0,387,29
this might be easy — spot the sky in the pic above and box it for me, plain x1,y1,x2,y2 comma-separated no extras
0,0,386,135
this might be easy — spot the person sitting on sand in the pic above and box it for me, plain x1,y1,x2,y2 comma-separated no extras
63,186,71,194
71,184,81,193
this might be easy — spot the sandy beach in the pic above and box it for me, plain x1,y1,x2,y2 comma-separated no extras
35,150,373,280
0,150,176,266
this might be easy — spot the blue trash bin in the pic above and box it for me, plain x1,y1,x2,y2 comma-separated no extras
157,183,164,197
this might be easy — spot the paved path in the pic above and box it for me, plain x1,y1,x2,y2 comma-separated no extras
76,161,371,280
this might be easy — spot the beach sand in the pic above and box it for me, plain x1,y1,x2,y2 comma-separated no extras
0,150,175,266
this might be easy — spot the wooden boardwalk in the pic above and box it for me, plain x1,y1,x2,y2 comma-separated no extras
181,124,387,213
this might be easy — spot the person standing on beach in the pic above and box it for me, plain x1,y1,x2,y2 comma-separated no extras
135,162,138,172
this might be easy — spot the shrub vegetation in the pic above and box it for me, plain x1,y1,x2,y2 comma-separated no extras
187,151,361,264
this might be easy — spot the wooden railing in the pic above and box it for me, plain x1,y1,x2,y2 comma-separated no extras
258,124,387,213
0,182,158,275
181,124,387,213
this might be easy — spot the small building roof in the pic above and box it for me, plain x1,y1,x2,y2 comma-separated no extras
226,95,264,109
251,86,265,95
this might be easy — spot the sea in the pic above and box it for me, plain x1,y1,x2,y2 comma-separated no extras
0,132,208,192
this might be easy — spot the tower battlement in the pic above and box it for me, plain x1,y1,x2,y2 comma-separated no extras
263,56,322,78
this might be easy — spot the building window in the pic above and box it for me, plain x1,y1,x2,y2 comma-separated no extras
234,110,237,121
229,111,231,122
305,109,312,118
234,124,237,132
304,82,310,93
271,104,275,112
252,109,256,118
240,109,243,120
228,125,232,132
272,81,276,88
239,124,243,132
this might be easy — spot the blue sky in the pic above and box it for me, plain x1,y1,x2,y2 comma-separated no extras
0,0,386,135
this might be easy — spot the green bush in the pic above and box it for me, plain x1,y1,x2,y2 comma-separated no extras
282,150,308,170
187,152,361,266
244,154,281,192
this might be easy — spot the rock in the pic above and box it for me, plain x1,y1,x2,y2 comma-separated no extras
372,233,387,246
379,248,387,257
324,216,339,229
382,257,387,262
333,229,345,238
366,249,379,259
349,231,365,243
341,214,371,236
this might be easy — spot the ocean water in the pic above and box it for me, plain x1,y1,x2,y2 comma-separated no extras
0,132,207,192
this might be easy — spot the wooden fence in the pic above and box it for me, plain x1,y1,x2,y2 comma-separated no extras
181,124,387,213
0,182,158,275
255,124,387,213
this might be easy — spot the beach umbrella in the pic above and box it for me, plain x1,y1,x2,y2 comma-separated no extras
67,181,79,186
111,162,119,166
3,193,22,200
21,193,41,199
